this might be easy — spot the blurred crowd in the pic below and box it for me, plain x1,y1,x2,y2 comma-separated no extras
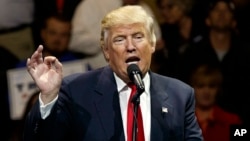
0,0,249,140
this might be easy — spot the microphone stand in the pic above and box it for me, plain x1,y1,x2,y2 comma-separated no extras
131,87,144,141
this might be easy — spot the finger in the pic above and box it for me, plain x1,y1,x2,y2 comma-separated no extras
26,58,33,72
43,56,57,69
36,45,44,64
54,58,63,74
30,45,44,65
26,58,36,79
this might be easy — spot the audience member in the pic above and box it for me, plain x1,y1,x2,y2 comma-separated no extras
69,0,162,69
155,0,202,77
176,0,250,128
16,13,86,68
32,0,82,47
0,0,35,60
189,64,242,141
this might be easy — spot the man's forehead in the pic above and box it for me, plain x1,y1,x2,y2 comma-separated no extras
110,23,146,35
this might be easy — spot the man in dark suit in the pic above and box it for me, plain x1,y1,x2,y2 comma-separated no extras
23,5,203,141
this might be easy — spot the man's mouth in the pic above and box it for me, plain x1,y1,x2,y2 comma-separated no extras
126,56,140,65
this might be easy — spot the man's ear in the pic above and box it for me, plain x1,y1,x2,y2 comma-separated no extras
101,45,109,61
151,44,156,54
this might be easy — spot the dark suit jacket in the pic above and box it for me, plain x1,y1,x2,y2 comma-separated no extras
23,66,203,141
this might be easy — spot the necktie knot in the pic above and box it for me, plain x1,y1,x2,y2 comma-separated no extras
127,82,137,97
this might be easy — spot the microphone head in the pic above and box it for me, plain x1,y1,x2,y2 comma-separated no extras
127,64,142,82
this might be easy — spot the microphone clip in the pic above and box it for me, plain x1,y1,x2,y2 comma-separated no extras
131,85,144,104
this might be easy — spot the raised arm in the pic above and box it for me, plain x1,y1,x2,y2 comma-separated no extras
26,45,63,104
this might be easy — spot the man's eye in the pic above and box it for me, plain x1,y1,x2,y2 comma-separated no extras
115,38,123,42
136,36,142,39
114,37,125,44
134,34,143,41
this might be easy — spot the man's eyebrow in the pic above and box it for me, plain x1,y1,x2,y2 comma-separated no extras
133,32,144,35
113,34,126,39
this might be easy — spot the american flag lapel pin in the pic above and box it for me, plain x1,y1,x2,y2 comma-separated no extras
162,107,168,113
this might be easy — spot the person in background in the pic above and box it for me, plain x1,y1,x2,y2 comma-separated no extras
189,64,242,141
32,0,82,47
16,13,86,68
155,0,202,77
176,0,250,127
23,5,203,141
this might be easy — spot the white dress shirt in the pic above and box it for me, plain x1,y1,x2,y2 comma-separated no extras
114,72,151,141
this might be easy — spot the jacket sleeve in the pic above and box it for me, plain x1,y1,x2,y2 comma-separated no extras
23,78,91,141
185,88,204,141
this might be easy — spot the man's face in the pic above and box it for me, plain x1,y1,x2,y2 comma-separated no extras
194,79,218,109
41,18,71,55
103,23,155,83
206,1,235,31
159,0,184,24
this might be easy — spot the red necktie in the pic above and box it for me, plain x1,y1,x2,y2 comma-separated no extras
127,83,145,141
56,0,64,13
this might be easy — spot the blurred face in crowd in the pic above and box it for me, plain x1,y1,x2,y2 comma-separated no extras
193,77,219,109
41,17,71,56
191,66,223,110
158,0,185,24
190,65,223,110
103,23,155,83
206,1,236,31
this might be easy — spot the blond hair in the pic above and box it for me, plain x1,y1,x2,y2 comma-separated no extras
190,64,223,87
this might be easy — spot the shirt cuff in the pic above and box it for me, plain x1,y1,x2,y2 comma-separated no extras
39,93,58,119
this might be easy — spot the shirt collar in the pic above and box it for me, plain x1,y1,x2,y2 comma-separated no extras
113,72,150,95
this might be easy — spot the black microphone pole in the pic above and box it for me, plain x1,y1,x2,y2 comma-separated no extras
127,64,145,141
131,86,144,141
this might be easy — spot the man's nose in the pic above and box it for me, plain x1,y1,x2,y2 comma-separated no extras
126,38,136,52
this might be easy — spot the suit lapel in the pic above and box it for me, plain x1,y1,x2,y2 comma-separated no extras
94,67,125,141
150,72,174,140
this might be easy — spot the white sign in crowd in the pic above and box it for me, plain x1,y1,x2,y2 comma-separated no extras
7,59,88,120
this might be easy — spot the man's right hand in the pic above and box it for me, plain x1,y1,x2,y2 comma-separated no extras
26,45,63,104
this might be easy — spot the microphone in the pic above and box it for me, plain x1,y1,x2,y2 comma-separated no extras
127,64,145,101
